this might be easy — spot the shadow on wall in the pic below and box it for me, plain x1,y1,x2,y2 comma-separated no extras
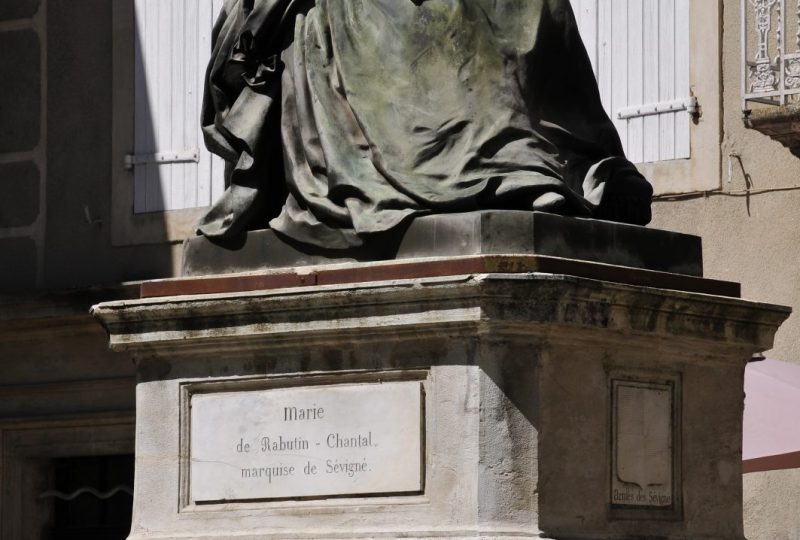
33,0,225,292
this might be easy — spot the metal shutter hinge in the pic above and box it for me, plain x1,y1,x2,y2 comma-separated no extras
616,97,699,120
124,150,199,170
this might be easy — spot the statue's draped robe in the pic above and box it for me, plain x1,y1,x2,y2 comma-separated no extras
199,0,652,249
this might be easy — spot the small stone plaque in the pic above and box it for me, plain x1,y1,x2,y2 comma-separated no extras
190,381,424,502
611,380,674,509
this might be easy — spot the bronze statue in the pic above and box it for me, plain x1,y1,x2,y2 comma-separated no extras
198,0,653,250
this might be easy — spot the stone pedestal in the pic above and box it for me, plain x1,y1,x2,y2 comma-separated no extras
93,259,789,540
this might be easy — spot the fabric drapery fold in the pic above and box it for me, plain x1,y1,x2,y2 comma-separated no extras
198,0,653,249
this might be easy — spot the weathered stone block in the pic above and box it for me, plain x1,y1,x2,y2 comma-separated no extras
0,161,39,227
0,0,40,21
0,30,40,153
0,237,36,291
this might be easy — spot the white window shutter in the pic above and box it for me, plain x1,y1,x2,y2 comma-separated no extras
131,0,225,214
570,0,691,163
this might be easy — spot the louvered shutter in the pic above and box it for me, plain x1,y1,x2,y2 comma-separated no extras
570,0,691,163
130,0,226,214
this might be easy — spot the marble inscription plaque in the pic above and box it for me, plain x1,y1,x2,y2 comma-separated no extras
611,380,673,509
190,381,424,502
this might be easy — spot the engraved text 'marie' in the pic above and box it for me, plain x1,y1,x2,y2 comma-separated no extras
284,405,325,421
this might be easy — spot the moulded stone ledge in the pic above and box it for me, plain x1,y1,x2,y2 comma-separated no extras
745,104,800,157
92,273,790,360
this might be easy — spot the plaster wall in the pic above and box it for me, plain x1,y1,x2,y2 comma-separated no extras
42,0,181,291
0,6,142,536
650,1,800,538
652,0,800,360
0,291,137,539
0,288,138,420
0,2,45,291
0,0,181,294
0,322,135,418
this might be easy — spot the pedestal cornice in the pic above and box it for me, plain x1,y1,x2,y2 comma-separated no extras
92,272,789,361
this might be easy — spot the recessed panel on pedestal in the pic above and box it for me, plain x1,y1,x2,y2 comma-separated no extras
611,377,679,516
189,381,424,503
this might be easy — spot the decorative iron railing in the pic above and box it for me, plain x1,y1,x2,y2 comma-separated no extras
742,0,800,108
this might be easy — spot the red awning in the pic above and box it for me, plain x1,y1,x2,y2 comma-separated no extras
743,358,800,473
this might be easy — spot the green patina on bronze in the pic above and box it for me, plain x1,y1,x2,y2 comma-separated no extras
198,0,653,250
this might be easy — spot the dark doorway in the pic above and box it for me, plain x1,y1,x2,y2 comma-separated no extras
42,454,134,540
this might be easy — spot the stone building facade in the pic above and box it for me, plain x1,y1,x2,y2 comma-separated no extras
0,0,798,538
